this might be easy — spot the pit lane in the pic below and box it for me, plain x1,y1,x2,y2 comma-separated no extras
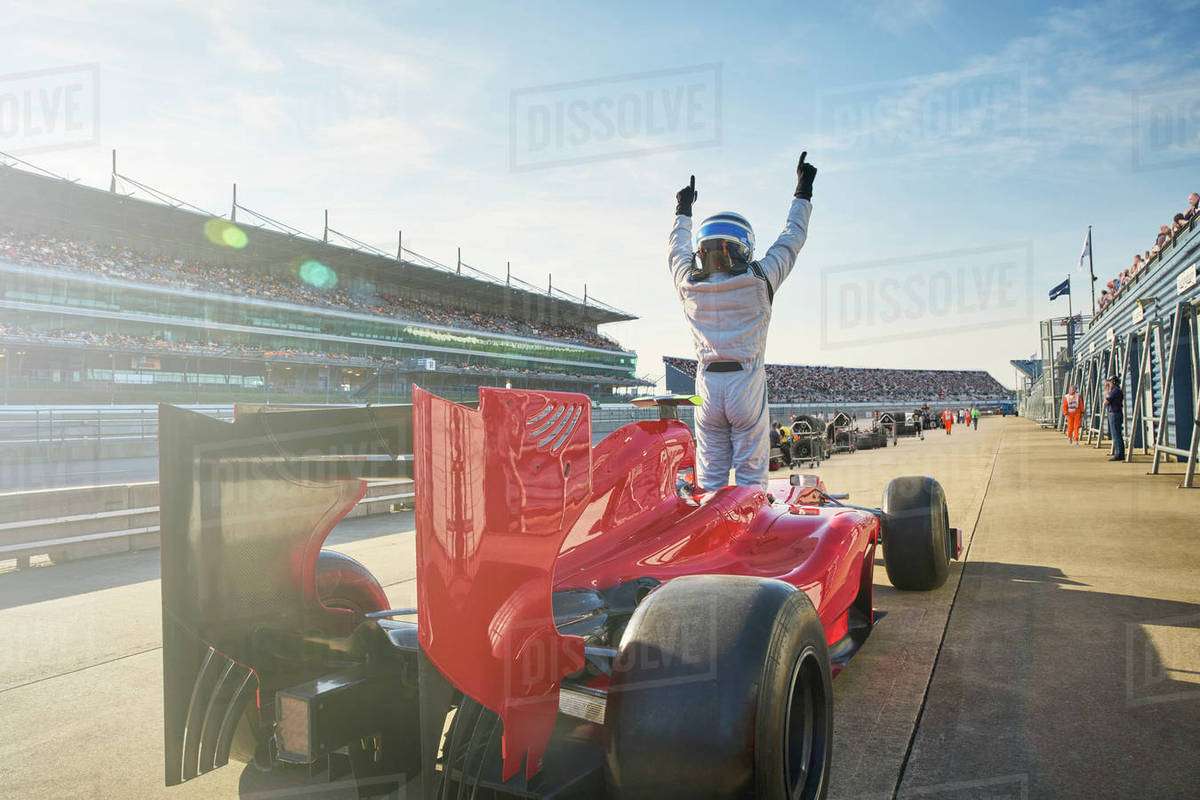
1,417,1196,798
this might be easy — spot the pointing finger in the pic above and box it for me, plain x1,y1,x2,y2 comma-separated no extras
689,175,695,192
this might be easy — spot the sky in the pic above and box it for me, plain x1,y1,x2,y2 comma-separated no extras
4,0,1199,389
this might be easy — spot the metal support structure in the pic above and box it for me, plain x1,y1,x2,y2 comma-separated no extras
323,210,329,243
1125,324,1153,460
1150,301,1200,486
1080,351,1103,445
1091,348,1114,450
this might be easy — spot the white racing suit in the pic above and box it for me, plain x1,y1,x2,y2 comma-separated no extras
669,197,812,490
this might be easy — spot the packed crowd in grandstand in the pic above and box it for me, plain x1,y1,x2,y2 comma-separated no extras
0,229,624,352
664,357,1009,403
1096,192,1198,316
0,324,633,385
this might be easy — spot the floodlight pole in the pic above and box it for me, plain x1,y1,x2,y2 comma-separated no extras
506,261,511,285
231,184,238,222
397,230,402,260
323,210,329,243
109,149,116,192
457,247,461,274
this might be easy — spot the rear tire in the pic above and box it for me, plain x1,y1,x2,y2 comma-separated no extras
316,549,389,621
605,575,832,799
881,476,951,591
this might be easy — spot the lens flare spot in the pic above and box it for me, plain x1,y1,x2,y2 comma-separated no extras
299,260,338,289
203,218,249,249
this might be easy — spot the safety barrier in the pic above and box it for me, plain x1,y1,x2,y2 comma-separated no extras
0,477,413,569
0,405,234,446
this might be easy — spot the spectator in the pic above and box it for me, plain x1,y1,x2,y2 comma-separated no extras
1106,374,1125,462
0,325,644,389
0,228,626,353
1155,224,1170,251
1185,193,1199,221
664,357,1010,404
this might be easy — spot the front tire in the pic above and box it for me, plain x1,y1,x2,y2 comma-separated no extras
881,476,951,591
605,575,832,799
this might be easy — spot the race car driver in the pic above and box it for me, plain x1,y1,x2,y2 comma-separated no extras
669,152,816,491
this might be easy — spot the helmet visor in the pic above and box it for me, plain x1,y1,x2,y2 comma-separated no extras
698,238,747,273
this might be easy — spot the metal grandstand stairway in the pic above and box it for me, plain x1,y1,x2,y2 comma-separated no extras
1150,301,1199,487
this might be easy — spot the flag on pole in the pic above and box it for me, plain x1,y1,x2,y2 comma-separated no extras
1077,229,1091,272
1049,277,1070,300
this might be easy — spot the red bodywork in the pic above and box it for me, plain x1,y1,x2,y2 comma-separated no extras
413,388,879,781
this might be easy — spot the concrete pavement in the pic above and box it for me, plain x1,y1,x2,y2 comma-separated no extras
896,419,1200,799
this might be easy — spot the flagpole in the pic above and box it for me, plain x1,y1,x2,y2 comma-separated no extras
1070,277,1080,362
1087,225,1096,318
1067,273,1074,357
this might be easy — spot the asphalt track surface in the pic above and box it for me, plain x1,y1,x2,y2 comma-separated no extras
1,417,1197,798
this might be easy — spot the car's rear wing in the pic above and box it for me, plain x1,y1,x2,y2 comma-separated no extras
412,387,591,781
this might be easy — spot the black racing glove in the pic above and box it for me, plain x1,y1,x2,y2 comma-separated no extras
794,151,817,200
676,175,698,216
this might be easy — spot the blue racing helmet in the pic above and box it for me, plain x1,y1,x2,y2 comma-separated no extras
696,212,755,274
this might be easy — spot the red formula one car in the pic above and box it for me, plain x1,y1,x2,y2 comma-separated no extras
159,388,960,799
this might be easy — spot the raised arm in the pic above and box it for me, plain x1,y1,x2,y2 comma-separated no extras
756,152,817,292
755,197,812,291
669,175,698,288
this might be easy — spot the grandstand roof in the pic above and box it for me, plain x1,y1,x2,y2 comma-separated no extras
0,163,635,327
1010,359,1042,380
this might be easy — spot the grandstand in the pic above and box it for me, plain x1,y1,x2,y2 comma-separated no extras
0,163,648,404
1019,195,1199,482
663,356,1011,405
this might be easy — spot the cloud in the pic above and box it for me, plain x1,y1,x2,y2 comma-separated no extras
314,116,438,171
871,0,946,34
816,0,1200,178
198,3,284,73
